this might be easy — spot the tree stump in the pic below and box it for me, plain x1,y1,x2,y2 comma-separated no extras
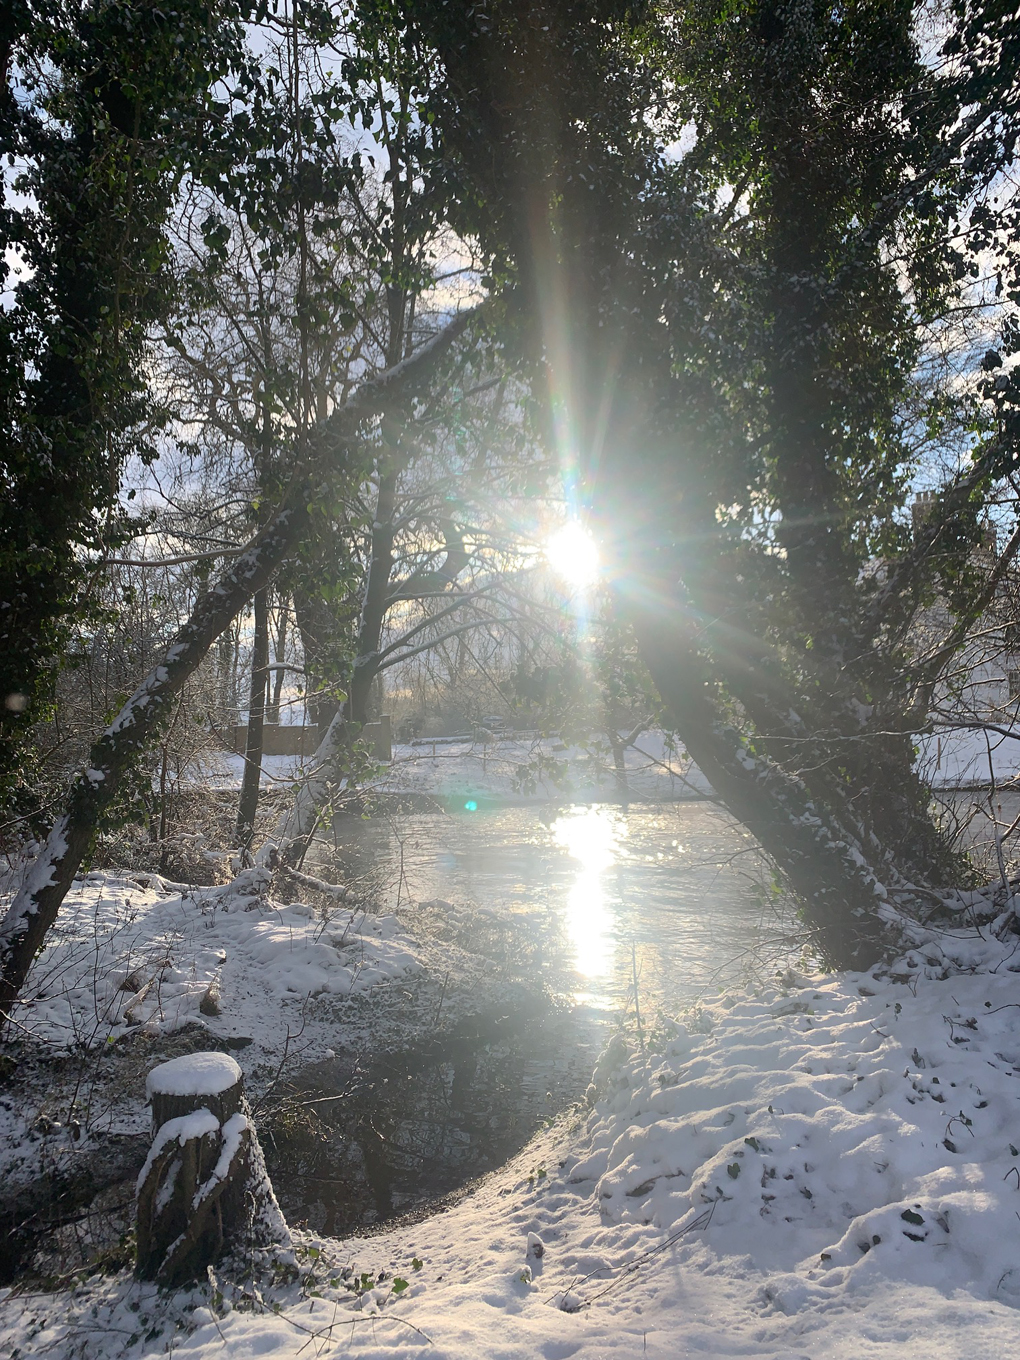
135,1052,289,1286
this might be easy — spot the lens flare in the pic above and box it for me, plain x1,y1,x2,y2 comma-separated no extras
545,520,599,589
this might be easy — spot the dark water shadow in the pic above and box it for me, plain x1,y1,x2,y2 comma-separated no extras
264,1000,606,1236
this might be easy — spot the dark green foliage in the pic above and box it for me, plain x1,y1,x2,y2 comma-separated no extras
0,0,252,826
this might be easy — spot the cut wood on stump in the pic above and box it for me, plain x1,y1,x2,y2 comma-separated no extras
135,1052,289,1286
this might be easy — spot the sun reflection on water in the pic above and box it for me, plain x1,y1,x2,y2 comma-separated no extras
552,806,625,987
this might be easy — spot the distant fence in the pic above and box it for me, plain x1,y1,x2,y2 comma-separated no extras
228,715,391,761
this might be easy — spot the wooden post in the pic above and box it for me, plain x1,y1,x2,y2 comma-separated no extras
136,1052,288,1286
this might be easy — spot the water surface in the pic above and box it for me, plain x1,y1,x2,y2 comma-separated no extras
316,801,792,1017
274,803,794,1233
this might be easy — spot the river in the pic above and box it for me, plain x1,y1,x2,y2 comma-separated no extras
317,801,794,1016
270,802,796,1234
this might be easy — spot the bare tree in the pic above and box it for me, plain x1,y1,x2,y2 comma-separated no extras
0,307,479,1027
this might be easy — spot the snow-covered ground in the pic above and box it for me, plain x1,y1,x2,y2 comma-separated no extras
376,731,712,804
187,731,713,802
186,723,1020,804
917,724,1020,789
4,900,1020,1356
7,866,418,1057
5,725,1020,1355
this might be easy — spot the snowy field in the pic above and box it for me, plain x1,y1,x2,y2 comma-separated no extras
4,878,1020,1355
185,723,1020,804
917,724,1020,789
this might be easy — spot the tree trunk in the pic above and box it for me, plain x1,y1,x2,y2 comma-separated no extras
629,604,896,968
267,595,288,724
0,501,307,1023
349,463,399,725
292,577,346,729
136,1052,288,1286
236,586,270,849
269,461,400,867
265,706,354,867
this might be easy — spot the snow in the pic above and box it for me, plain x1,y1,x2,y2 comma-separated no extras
0,814,67,938
146,1052,241,1099
365,732,697,801
378,731,711,804
182,723,1020,806
194,1112,248,1208
7,721,1020,1356
917,724,1020,788
180,731,707,802
6,927,1020,1356
5,869,419,1057
136,1109,221,1193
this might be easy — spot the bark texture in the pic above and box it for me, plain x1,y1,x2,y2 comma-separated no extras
236,585,271,848
136,1056,287,1286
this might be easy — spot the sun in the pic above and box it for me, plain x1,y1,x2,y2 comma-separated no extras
545,520,599,589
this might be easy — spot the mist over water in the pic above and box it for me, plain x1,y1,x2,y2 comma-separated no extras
274,803,799,1232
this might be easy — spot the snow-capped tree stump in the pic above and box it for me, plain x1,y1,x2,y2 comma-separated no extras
135,1052,289,1286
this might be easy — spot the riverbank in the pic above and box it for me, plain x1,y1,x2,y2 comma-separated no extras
0,859,567,1273
3,910,1020,1357
187,729,712,803
0,801,782,1275
185,723,1020,804
2,783,1020,1354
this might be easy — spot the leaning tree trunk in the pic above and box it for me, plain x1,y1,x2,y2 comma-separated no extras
0,499,308,1023
628,604,898,969
236,585,271,849
0,307,480,1027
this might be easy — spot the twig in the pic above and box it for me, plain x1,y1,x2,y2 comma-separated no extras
434,971,450,1025
557,1202,716,1310
632,943,645,1052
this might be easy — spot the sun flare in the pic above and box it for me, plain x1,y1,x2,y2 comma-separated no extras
544,520,599,590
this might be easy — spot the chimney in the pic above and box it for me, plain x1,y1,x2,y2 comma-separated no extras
911,489,937,536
